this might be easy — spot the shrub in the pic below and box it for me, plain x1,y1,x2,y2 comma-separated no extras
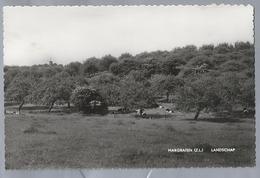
71,86,108,114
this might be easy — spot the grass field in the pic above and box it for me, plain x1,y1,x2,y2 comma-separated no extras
5,106,255,169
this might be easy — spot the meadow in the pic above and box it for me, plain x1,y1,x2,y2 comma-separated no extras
5,105,255,169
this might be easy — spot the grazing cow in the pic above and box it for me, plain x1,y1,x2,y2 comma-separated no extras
243,107,249,114
141,112,147,118
5,110,17,115
136,108,148,119
117,107,129,113
159,105,164,109
136,109,142,115
165,108,174,114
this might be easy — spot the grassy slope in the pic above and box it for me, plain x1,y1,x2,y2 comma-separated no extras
5,109,255,169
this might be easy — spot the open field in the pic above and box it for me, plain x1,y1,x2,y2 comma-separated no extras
5,106,255,169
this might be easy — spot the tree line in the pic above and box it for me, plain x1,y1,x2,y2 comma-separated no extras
4,41,255,119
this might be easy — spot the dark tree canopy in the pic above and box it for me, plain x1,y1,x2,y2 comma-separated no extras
82,57,100,75
65,62,82,76
160,59,182,75
99,55,118,71
118,53,133,61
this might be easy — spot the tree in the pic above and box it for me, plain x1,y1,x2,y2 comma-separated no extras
234,41,252,51
5,75,32,113
176,75,222,120
150,74,184,102
188,55,214,69
109,62,123,76
142,58,161,76
216,72,243,111
211,54,229,66
119,77,157,109
71,86,108,114
30,72,74,112
109,59,140,76
89,73,121,106
65,62,82,76
240,78,255,108
220,60,246,72
42,64,63,78
214,43,234,54
82,57,100,75
127,70,148,82
118,53,133,61
160,59,182,75
199,44,214,57
4,66,20,92
99,55,118,71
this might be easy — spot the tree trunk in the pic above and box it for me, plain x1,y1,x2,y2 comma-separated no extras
48,101,55,112
194,108,202,120
18,100,24,114
67,102,70,108
166,92,169,102
228,105,233,113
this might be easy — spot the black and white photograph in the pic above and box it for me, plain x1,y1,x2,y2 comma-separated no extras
3,5,255,169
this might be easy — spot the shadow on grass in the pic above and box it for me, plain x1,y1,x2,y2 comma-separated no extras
214,110,255,118
184,110,255,123
26,107,78,115
134,113,172,119
184,117,244,123
23,126,57,135
11,105,49,110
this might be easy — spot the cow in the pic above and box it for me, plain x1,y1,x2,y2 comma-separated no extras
136,108,148,119
4,110,17,115
165,108,174,113
243,107,249,114
117,107,129,113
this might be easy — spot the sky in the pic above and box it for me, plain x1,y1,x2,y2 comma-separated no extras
4,5,254,66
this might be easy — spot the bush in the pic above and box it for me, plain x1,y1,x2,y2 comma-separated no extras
71,86,108,114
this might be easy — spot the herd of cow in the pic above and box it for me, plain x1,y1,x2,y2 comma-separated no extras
135,105,174,119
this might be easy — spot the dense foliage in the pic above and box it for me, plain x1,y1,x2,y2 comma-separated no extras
4,42,255,118
71,86,108,114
